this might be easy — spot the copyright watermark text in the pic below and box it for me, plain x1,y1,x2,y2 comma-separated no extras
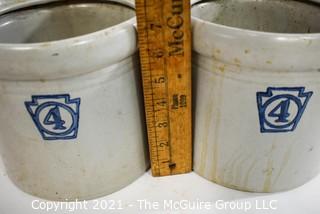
31,199,278,212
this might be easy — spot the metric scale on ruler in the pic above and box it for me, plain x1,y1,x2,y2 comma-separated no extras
135,0,192,176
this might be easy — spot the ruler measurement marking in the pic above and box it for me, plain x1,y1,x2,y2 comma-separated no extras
160,1,175,174
144,0,160,174
136,0,191,176
166,2,174,167
146,0,166,175
147,0,170,176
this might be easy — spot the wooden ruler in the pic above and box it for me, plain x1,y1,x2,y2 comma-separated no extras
135,0,192,176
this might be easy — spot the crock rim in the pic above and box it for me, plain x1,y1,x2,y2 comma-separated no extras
191,0,320,37
0,0,137,47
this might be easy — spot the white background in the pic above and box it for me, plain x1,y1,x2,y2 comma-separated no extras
1,157,320,214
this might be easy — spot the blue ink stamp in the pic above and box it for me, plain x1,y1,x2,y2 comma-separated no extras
25,94,81,140
257,87,313,133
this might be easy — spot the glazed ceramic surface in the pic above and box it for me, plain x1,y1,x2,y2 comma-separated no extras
192,0,320,192
0,0,148,200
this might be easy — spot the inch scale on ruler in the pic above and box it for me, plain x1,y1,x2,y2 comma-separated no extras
135,0,192,176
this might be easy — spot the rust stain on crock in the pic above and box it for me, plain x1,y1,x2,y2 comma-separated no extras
210,67,225,181
273,142,294,187
233,58,241,68
263,143,276,192
198,80,215,175
243,159,257,188
210,108,221,182
40,42,51,47
234,58,241,64
263,159,273,192
218,65,226,73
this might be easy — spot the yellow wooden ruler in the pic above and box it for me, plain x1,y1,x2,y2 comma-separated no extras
135,0,192,176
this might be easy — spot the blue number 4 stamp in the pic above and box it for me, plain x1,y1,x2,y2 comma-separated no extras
257,87,313,133
25,94,81,140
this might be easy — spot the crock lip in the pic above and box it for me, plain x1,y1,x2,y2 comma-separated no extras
0,0,137,48
191,0,320,37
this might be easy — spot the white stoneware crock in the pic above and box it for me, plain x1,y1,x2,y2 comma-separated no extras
192,0,320,192
0,0,148,200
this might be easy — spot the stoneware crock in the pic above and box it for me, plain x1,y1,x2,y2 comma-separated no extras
192,0,320,192
0,0,148,200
